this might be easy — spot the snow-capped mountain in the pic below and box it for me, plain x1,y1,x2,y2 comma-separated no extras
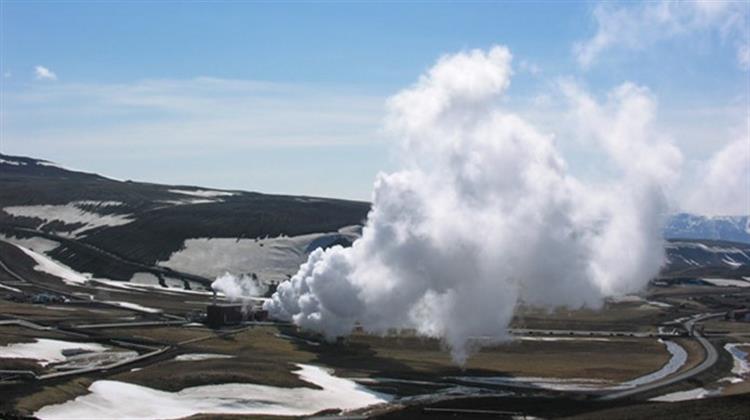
665,213,750,244
663,239,750,278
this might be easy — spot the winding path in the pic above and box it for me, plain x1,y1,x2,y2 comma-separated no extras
599,313,722,400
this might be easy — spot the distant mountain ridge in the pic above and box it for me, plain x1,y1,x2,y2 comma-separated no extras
0,154,105,180
665,213,750,244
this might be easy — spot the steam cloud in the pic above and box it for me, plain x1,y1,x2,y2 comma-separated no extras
264,45,680,363
212,273,267,302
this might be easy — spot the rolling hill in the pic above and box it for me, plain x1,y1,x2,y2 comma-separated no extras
1,153,747,286
0,153,369,284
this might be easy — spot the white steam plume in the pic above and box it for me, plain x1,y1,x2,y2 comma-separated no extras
211,273,267,302
265,45,680,363
683,135,750,216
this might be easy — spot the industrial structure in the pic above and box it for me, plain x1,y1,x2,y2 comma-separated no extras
726,308,750,322
206,303,244,327
205,291,269,327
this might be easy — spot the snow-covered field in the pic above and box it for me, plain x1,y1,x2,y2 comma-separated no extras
0,234,60,253
2,202,133,237
724,343,750,377
167,189,237,198
174,353,234,362
0,158,27,166
607,294,672,308
646,343,748,402
517,336,613,342
161,229,356,282
102,301,162,314
34,364,390,419
92,276,212,296
56,350,139,370
702,278,750,288
10,242,205,301
0,338,107,367
650,387,712,402
0,282,22,292
16,244,89,285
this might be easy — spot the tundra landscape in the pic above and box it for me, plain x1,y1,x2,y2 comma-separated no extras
1,1,749,419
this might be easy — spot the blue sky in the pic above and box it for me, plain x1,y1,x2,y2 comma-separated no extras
1,1,748,208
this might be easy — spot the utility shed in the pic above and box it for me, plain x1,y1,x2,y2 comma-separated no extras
206,303,243,327
726,309,750,322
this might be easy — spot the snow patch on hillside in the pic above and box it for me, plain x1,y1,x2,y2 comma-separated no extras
162,229,357,282
174,353,234,362
0,158,27,166
93,276,212,296
0,338,107,367
650,387,712,402
102,301,162,314
3,202,134,236
725,343,750,376
0,234,60,254
157,199,216,206
0,283,22,293
34,364,389,419
16,244,89,285
703,278,750,288
168,189,237,198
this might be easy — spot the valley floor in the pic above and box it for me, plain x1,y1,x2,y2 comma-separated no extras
0,234,749,419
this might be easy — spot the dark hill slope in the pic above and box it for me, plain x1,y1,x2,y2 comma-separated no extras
0,153,370,278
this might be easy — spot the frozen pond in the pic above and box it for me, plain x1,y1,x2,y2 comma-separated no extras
35,364,390,419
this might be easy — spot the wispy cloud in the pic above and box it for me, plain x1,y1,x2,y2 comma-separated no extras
575,1,750,70
6,77,385,152
517,59,541,75
34,65,57,81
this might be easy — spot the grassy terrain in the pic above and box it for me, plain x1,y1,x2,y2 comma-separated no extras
11,377,95,416
111,327,316,391
511,301,672,332
304,331,671,384
378,393,750,419
0,325,76,345
674,337,706,374
704,319,750,336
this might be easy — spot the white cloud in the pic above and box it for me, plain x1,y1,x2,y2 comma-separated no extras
34,65,57,81
5,77,384,150
575,1,750,70
684,134,750,216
